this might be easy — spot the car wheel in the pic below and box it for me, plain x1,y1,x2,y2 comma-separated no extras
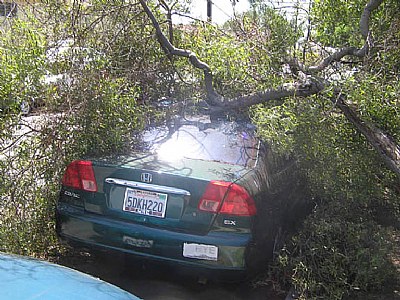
20,100,31,115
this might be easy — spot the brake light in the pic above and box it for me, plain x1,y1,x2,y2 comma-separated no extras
198,181,256,216
62,160,98,192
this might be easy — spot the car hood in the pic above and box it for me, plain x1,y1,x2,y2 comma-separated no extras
0,253,139,300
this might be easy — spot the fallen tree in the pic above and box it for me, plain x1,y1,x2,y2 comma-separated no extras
138,0,400,180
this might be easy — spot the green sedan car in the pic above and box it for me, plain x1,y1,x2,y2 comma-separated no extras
56,115,278,279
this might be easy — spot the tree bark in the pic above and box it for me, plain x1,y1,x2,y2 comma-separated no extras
334,94,400,180
208,81,325,114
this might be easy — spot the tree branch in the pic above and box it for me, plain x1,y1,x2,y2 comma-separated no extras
138,0,223,106
139,0,384,110
207,81,325,114
360,0,383,39
334,93,400,179
292,0,383,74
138,0,399,179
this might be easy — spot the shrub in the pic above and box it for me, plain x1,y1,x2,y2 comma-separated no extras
278,202,397,299
252,84,399,298
0,17,145,258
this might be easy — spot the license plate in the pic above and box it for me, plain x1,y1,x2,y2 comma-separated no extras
123,188,168,218
183,243,218,261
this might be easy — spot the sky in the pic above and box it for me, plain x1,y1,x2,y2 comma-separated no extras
173,0,250,24
172,0,310,25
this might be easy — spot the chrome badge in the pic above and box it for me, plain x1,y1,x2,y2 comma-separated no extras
140,173,153,183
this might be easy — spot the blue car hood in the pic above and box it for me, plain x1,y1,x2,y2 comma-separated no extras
0,253,139,300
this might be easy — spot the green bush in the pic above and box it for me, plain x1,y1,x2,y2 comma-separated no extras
0,19,45,121
0,16,145,258
277,203,397,299
0,135,61,257
59,74,145,158
252,79,399,298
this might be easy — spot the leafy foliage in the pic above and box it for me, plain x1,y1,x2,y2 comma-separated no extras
0,2,398,299
280,209,396,299
176,7,299,99
252,1,399,298
61,76,144,158
311,0,399,48
0,8,146,257
254,95,399,299
311,0,365,47
0,19,46,116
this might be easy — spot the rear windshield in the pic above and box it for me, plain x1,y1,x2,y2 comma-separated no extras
142,117,259,168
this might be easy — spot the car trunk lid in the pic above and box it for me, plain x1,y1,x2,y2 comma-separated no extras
83,154,252,234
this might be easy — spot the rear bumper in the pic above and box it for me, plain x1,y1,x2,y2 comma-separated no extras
56,204,253,273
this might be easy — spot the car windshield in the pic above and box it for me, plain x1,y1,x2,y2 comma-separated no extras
142,116,259,168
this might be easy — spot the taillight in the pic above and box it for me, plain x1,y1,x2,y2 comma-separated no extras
198,181,257,216
62,160,98,192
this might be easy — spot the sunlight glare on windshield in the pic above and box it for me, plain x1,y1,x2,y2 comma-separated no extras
156,129,204,161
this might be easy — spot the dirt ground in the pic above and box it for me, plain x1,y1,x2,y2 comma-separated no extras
55,249,285,300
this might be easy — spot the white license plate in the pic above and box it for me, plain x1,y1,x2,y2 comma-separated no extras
123,188,168,218
183,243,218,261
